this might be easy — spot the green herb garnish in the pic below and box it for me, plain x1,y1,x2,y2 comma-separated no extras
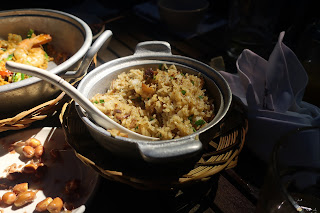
6,54,13,61
191,80,194,85
181,90,186,95
12,73,21,82
93,101,99,104
27,29,34,38
44,52,49,61
195,119,205,126
199,96,204,99
99,99,105,103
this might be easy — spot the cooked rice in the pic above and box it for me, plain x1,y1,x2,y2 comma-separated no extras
91,64,214,140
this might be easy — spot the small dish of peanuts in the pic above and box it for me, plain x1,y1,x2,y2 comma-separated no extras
0,127,99,213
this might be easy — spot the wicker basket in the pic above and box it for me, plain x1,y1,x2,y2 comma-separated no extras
0,91,69,132
0,59,97,133
59,96,248,190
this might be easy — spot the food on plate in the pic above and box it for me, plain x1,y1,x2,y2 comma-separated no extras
4,163,18,174
12,183,28,195
22,162,44,174
34,145,44,158
0,29,53,85
22,145,35,158
2,191,16,205
1,182,36,208
91,64,214,139
36,197,54,212
1,133,93,212
36,196,64,213
14,190,37,207
26,138,41,148
1,168,65,211
14,137,44,159
47,197,64,213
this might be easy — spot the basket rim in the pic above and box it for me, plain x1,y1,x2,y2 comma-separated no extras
59,97,248,190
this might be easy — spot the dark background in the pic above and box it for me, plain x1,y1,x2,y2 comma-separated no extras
1,1,319,212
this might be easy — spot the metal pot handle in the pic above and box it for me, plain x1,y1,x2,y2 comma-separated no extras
61,30,113,79
137,136,202,163
134,41,172,56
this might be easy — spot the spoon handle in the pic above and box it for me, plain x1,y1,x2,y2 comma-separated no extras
5,61,158,141
6,61,105,118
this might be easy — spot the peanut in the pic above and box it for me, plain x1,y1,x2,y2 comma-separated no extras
14,190,36,207
22,145,35,158
2,191,17,205
12,183,28,195
34,145,44,158
47,197,63,213
27,138,41,148
36,197,53,212
22,163,38,174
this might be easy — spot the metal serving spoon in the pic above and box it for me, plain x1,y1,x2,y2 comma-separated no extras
6,32,158,141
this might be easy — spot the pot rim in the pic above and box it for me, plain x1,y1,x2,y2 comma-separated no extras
0,8,92,93
77,50,232,143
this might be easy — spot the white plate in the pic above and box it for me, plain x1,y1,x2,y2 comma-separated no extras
0,127,100,213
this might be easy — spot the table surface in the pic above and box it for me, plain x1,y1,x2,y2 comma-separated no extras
1,1,311,212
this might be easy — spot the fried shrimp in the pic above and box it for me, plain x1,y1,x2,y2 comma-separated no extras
0,31,54,85
14,34,52,69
